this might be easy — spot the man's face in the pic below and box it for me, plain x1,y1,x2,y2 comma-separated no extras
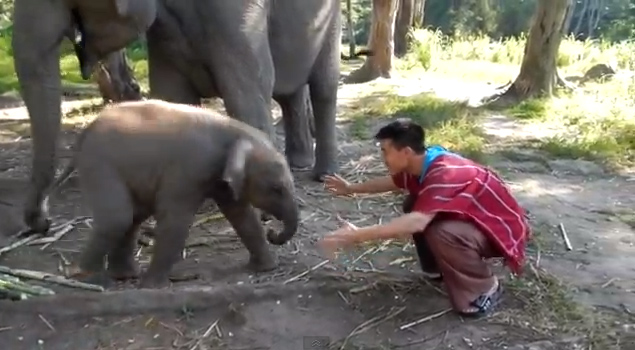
379,139,411,175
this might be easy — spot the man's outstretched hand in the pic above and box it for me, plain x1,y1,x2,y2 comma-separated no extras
323,174,354,197
318,217,359,259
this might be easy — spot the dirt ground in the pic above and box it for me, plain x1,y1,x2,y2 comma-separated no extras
0,74,633,350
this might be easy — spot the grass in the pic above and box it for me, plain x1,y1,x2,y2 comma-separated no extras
393,29,635,169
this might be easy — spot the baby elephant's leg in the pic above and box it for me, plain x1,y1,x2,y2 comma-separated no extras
73,172,135,288
216,200,277,271
107,214,148,280
138,204,197,289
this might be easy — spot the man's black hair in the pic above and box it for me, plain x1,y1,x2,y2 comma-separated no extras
374,118,426,154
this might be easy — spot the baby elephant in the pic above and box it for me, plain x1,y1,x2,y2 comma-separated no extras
54,99,299,289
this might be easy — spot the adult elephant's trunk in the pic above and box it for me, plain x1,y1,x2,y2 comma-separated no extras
266,200,300,246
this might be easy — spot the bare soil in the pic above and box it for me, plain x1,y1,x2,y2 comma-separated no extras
0,77,633,350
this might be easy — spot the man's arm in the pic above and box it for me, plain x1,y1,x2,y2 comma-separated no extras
348,212,436,243
348,175,400,194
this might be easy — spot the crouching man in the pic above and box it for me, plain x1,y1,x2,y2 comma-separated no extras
319,118,530,318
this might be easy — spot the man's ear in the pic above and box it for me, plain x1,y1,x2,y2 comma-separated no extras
222,138,254,201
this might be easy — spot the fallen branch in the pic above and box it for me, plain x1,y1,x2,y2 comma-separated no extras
0,278,358,318
0,266,104,292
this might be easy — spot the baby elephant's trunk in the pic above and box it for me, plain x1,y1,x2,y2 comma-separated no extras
265,201,300,245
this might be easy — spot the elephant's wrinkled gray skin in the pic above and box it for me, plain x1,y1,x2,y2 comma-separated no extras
56,100,299,289
146,0,340,178
12,0,156,235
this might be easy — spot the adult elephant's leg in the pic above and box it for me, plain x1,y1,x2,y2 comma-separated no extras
201,5,274,137
274,87,314,170
146,37,200,104
12,0,70,234
308,31,340,182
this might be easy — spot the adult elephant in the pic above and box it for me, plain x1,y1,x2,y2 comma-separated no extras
12,0,340,235
12,0,155,235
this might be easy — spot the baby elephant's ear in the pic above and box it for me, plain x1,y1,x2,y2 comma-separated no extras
222,138,254,201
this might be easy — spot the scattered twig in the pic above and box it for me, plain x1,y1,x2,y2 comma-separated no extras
0,217,90,256
601,278,617,289
0,235,40,257
0,266,104,292
192,213,225,227
284,260,330,284
188,318,220,350
339,307,405,350
38,224,77,251
621,303,634,316
399,308,452,330
558,223,573,251
160,322,184,337
38,314,56,331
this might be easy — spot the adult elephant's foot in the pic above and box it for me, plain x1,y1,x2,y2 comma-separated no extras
247,253,278,272
23,197,51,235
311,163,338,182
286,149,315,171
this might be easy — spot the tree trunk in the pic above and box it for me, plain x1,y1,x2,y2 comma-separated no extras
344,0,399,84
497,0,569,102
394,0,414,58
412,0,426,28
346,0,356,57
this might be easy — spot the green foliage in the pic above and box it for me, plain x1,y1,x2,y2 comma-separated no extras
506,98,550,120
392,28,635,168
